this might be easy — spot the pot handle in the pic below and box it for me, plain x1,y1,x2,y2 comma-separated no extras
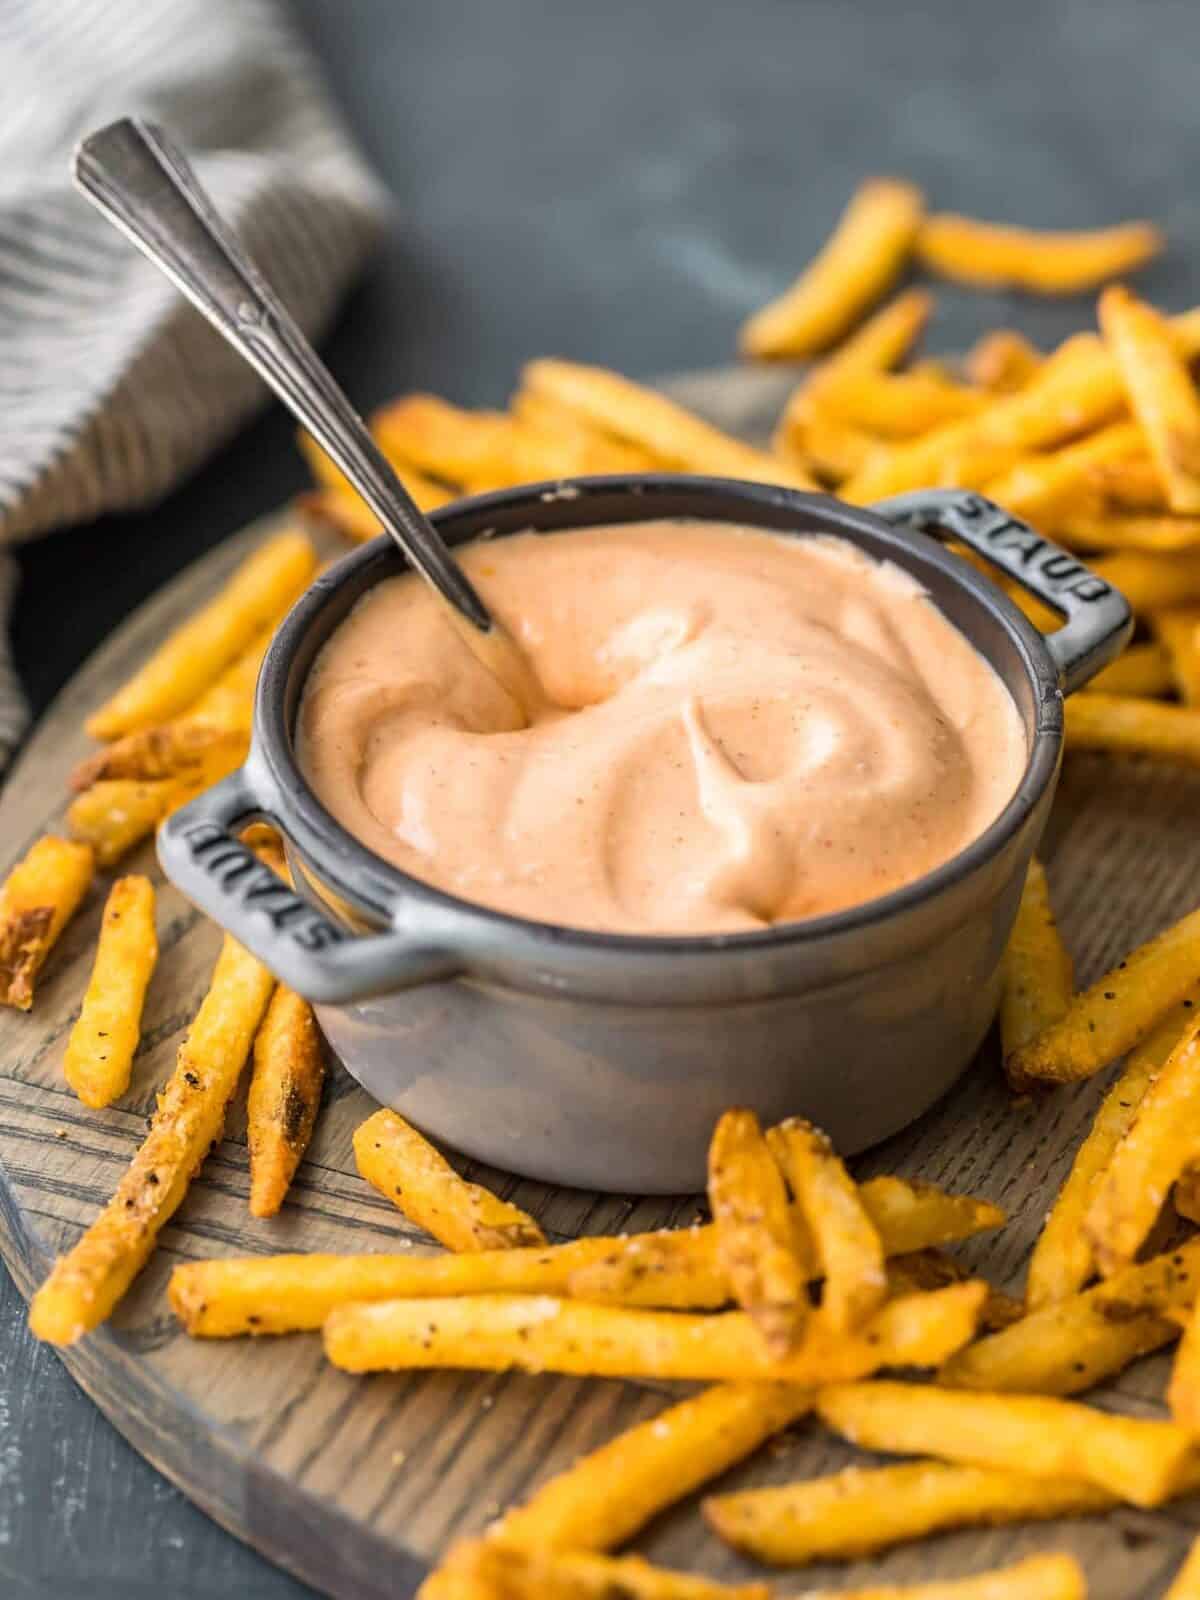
157,767,459,1004
871,488,1133,695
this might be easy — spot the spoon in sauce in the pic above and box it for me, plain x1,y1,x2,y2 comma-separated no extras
73,117,543,719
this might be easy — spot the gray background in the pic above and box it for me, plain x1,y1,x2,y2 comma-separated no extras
3,0,1199,1594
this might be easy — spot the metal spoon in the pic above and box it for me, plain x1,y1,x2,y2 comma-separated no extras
73,116,541,714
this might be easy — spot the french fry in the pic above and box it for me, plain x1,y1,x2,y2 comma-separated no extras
354,1108,545,1252
1026,995,1200,1308
62,876,157,1108
1000,858,1074,1072
1086,641,1174,698
564,1226,731,1310
496,1382,811,1553
521,359,816,489
852,1176,1006,1255
1055,513,1200,555
761,1555,1086,1600
885,1251,1023,1334
1156,607,1200,701
766,1118,886,1332
246,986,325,1218
509,388,660,470
323,1282,985,1381
704,1460,1113,1566
434,1542,768,1600
1087,454,1170,513
1170,1283,1200,1431
918,213,1163,293
740,178,924,357
815,1379,1194,1507
1101,284,1200,514
1007,901,1200,1083
965,329,1042,393
809,370,984,439
297,426,454,516
87,530,317,739
298,487,395,544
1090,549,1200,613
1166,1537,1200,1600
985,420,1144,522
1177,1169,1200,1224
1067,692,1200,764
0,836,93,1011
805,288,933,385
708,1108,808,1356
773,405,879,484
29,934,275,1345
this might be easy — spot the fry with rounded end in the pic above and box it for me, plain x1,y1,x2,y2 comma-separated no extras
1086,642,1174,697
985,420,1144,522
29,935,275,1345
1155,607,1200,701
708,1108,808,1355
885,1251,1022,1334
813,287,933,378
965,329,1042,392
1007,902,1200,1083
323,1282,984,1381
740,178,924,357
0,836,93,1011
434,1541,768,1600
246,986,324,1218
1101,284,1200,513
918,213,1162,293
1000,859,1074,1073
87,530,317,739
1067,693,1200,764
766,1118,885,1332
1165,1534,1200,1598
63,876,156,1108
354,1108,545,1252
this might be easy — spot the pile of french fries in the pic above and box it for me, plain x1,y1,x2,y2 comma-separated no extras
13,175,1200,1595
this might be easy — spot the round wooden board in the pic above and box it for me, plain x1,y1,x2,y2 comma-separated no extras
4,370,1200,1599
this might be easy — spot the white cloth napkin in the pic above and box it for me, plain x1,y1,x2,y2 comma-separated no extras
0,0,388,771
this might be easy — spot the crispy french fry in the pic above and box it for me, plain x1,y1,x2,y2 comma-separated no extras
885,1251,1022,1334
1086,641,1174,698
1177,1169,1200,1224
1056,513,1200,554
87,530,316,739
1156,607,1200,701
1007,901,1200,1083
62,876,157,1108
324,1282,985,1381
354,1108,545,1252
985,420,1144,522
1091,549,1200,613
29,935,275,1345
812,370,986,439
1087,454,1170,513
0,836,93,1011
297,426,455,516
766,1118,886,1332
764,1555,1087,1600
918,213,1162,293
773,405,879,484
1101,284,1200,514
70,725,247,791
704,1460,1113,1566
1000,859,1074,1071
1170,1288,1200,1432
496,1382,811,1554
965,330,1043,393
1166,1537,1200,1600
564,1226,731,1310
298,487,394,543
807,287,933,382
854,1176,1006,1254
436,1542,767,1600
708,1108,808,1355
1026,995,1200,1308
740,178,924,358
509,388,660,470
246,986,325,1218
816,1379,1193,1507
1067,692,1200,765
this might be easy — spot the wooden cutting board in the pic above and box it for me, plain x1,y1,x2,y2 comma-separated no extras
3,369,1200,1600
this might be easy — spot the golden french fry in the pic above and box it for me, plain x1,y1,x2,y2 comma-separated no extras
817,370,986,438
435,1542,767,1600
1007,901,1200,1083
740,178,924,357
766,1118,886,1332
354,1108,545,1252
1086,641,1174,697
770,1554,1086,1600
1155,607,1200,701
816,1379,1193,1507
1055,513,1200,554
807,287,933,380
184,627,273,730
1090,549,1200,612
62,876,157,1108
87,530,316,739
324,1282,984,1381
918,213,1162,293
708,1108,808,1356
1000,859,1074,1072
1066,692,1200,766
497,1382,811,1554
1101,283,1200,514
965,329,1043,392
1166,1537,1200,1600
773,404,879,484
29,935,275,1344
509,388,660,470
0,836,93,1011
522,359,816,489
1086,453,1170,513
1176,1169,1200,1224
885,1251,1022,1334
246,986,324,1218
985,420,1144,522
1170,1287,1200,1432
854,1176,1006,1255
70,724,247,791
297,426,455,516
298,487,392,543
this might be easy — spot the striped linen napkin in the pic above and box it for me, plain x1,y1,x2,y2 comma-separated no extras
0,0,388,773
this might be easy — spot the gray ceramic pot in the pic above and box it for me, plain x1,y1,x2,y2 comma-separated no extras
159,478,1131,1192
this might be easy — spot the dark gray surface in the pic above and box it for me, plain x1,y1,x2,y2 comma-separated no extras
4,0,1200,1594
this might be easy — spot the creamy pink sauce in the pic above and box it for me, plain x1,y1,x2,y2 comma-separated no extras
298,520,1026,935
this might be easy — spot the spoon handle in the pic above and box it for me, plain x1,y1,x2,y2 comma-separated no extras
74,116,492,632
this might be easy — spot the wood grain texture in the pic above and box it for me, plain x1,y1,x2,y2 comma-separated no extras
3,372,1200,1598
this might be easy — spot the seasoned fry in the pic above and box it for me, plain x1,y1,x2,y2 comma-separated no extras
565,1226,732,1310
774,405,878,483
1056,513,1200,555
1101,284,1200,514
246,986,325,1218
1170,1283,1200,1431
0,836,93,1011
1166,1537,1200,1600
1176,1168,1200,1224
1000,858,1074,1072
435,1542,768,1600
766,1118,886,1332
354,1108,545,1252
816,1379,1193,1507
1026,995,1200,1308
496,1383,811,1553
323,1282,985,1381
29,935,275,1345
1007,901,1200,1083
740,178,924,357
885,1251,1022,1334
297,426,454,516
985,420,1144,522
854,1176,1006,1255
62,876,157,1108
1086,454,1170,513
522,359,816,489
807,288,932,381
87,530,316,739
1086,641,1174,698
708,1108,808,1355
1156,607,1200,702
965,329,1042,393
70,723,246,791
811,370,985,439
1066,692,1200,765
1090,549,1200,613
509,388,660,470
918,213,1162,293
